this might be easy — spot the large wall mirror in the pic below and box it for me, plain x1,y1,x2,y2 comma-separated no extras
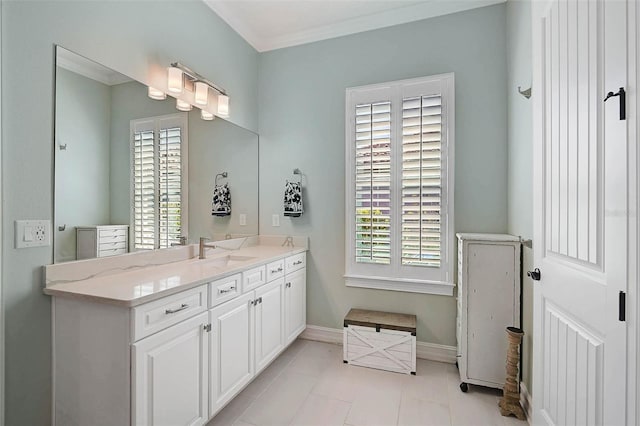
54,46,259,263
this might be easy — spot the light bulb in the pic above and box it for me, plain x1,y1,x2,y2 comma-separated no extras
195,81,209,106
147,87,166,100
217,94,229,117
201,109,215,120
167,67,183,94
176,99,192,112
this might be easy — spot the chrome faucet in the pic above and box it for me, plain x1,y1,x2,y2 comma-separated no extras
199,237,218,259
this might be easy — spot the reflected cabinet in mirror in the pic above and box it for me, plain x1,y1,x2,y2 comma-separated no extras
54,46,259,263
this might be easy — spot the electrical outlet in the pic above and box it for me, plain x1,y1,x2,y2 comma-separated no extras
239,214,247,226
15,220,51,248
272,214,280,227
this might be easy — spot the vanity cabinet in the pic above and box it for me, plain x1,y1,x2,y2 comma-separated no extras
133,312,209,426
76,224,129,260
209,292,255,415
254,278,285,373
50,250,306,426
284,268,306,344
210,276,286,415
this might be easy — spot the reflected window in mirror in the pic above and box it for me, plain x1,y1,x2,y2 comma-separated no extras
131,113,188,250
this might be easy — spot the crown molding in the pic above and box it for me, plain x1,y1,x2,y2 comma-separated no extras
56,48,131,86
204,0,506,52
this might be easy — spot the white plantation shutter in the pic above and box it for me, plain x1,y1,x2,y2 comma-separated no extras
345,74,454,295
133,128,156,250
131,114,188,251
401,95,442,267
355,101,391,264
158,127,182,248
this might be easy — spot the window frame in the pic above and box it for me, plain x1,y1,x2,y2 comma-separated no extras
129,113,189,251
344,73,455,296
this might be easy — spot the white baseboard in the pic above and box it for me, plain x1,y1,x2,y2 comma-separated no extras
300,325,457,364
520,381,532,424
416,341,457,363
300,325,343,344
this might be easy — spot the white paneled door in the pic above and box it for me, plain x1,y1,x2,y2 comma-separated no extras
532,0,635,425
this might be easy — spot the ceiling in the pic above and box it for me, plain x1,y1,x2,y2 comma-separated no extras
204,0,506,52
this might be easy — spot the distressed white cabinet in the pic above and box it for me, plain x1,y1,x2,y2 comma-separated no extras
284,267,306,344
456,233,521,392
133,312,209,426
76,225,129,259
209,292,255,415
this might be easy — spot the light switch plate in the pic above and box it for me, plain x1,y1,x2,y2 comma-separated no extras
15,220,51,248
272,214,280,227
239,214,247,226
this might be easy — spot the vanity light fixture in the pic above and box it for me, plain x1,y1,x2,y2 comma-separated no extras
217,94,230,117
168,62,230,117
167,67,184,93
176,99,192,112
195,81,209,106
201,109,215,120
147,87,166,100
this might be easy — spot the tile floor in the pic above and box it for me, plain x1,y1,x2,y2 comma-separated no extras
207,339,528,426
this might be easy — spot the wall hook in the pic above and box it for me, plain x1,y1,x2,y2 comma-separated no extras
518,86,531,99
292,168,302,185
59,143,67,150
215,171,228,186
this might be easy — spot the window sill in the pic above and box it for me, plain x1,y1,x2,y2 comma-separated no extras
344,275,455,296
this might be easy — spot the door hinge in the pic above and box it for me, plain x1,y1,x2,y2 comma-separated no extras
619,291,626,322
204,323,212,332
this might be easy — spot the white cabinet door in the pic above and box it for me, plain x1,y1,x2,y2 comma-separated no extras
133,312,209,426
284,268,306,344
209,292,255,416
254,278,284,373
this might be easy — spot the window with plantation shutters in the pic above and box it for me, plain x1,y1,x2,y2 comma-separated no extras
345,74,455,296
401,94,442,267
131,114,188,251
355,101,392,265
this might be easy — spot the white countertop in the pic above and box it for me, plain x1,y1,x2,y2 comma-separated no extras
44,243,306,307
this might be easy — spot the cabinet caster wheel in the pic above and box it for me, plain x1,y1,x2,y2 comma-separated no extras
460,382,468,393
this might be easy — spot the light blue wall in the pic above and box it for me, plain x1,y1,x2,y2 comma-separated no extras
258,4,508,343
2,1,258,423
506,0,533,390
55,68,112,262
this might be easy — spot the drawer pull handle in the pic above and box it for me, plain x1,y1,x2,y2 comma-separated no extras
293,260,303,266
271,267,283,273
165,303,189,314
218,286,236,295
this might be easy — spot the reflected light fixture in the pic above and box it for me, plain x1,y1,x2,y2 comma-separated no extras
176,99,192,112
167,67,183,93
195,81,209,106
168,62,229,119
217,94,230,117
147,87,166,100
201,109,215,120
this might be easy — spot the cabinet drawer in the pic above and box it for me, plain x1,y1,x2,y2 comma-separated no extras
99,241,127,250
285,253,306,274
133,285,208,341
98,247,127,257
209,274,242,307
242,265,266,292
266,259,285,282
99,228,127,239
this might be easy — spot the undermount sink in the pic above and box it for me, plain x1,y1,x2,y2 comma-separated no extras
204,254,256,267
